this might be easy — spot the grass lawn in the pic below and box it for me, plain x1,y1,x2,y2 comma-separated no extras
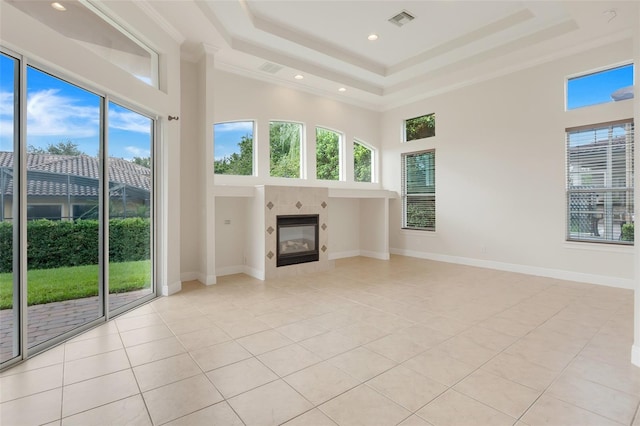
0,260,151,309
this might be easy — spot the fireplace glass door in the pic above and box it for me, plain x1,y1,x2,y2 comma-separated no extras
277,215,319,267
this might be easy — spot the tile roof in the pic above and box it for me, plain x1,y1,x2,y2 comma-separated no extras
0,152,150,197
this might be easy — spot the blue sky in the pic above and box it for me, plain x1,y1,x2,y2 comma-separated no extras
567,64,634,110
0,54,151,159
214,121,253,161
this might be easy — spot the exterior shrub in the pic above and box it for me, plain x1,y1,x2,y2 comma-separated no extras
621,223,634,242
0,218,150,273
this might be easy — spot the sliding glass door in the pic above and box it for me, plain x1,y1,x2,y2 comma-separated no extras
26,66,103,350
0,52,19,364
0,51,156,368
108,102,154,314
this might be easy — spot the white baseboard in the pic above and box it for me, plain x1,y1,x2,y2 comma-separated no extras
632,345,640,367
243,265,265,280
360,250,390,260
329,250,361,260
329,250,390,261
180,271,216,285
162,280,182,296
390,248,635,289
180,271,200,282
216,265,246,277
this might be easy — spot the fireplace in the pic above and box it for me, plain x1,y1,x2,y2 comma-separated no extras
276,214,319,267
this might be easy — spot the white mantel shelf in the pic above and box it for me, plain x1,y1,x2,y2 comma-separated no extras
328,188,397,199
213,185,397,199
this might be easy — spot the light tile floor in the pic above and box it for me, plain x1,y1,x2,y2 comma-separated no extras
1,256,640,426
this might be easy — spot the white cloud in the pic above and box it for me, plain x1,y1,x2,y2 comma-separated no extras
0,92,15,138
215,121,254,133
124,145,150,158
27,89,100,137
0,92,13,117
109,108,151,134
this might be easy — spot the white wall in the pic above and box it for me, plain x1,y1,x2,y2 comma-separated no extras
360,198,389,259
328,198,361,258
632,6,640,367
179,60,201,279
245,187,265,279
382,39,635,288
1,1,182,295
214,197,247,275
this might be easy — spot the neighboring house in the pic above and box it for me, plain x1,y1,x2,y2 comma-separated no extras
0,152,151,221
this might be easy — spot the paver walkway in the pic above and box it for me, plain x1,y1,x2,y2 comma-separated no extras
0,289,152,362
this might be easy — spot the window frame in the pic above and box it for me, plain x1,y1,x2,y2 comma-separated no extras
401,149,436,231
565,119,634,245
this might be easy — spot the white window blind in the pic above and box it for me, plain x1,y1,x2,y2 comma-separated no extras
566,119,634,244
402,150,435,230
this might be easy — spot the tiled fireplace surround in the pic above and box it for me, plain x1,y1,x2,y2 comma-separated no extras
260,186,334,280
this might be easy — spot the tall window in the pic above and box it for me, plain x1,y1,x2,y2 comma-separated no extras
270,121,302,178
354,140,373,183
402,150,436,231
402,150,436,230
214,121,254,176
9,1,159,87
567,64,634,110
404,113,435,142
316,127,340,180
566,120,634,244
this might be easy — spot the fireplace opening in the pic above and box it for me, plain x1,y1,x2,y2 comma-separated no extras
276,214,319,267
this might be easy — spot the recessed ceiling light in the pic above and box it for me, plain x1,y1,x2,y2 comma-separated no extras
338,87,347,92
367,34,379,41
51,2,66,11
294,74,304,80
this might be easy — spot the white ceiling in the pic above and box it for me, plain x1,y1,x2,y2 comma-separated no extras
20,0,640,111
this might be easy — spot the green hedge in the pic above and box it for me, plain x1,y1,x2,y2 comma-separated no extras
0,218,150,273
622,223,634,242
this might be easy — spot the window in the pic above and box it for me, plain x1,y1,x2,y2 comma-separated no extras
404,113,435,142
27,205,62,221
270,121,302,178
566,120,634,244
354,140,373,183
214,121,254,176
402,150,435,230
10,1,159,87
567,64,634,110
73,204,99,220
316,127,341,180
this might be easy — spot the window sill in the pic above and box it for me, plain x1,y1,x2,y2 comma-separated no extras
563,241,633,254
400,228,438,236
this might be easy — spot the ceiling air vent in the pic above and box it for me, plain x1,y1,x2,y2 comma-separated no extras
388,10,415,27
259,62,283,74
